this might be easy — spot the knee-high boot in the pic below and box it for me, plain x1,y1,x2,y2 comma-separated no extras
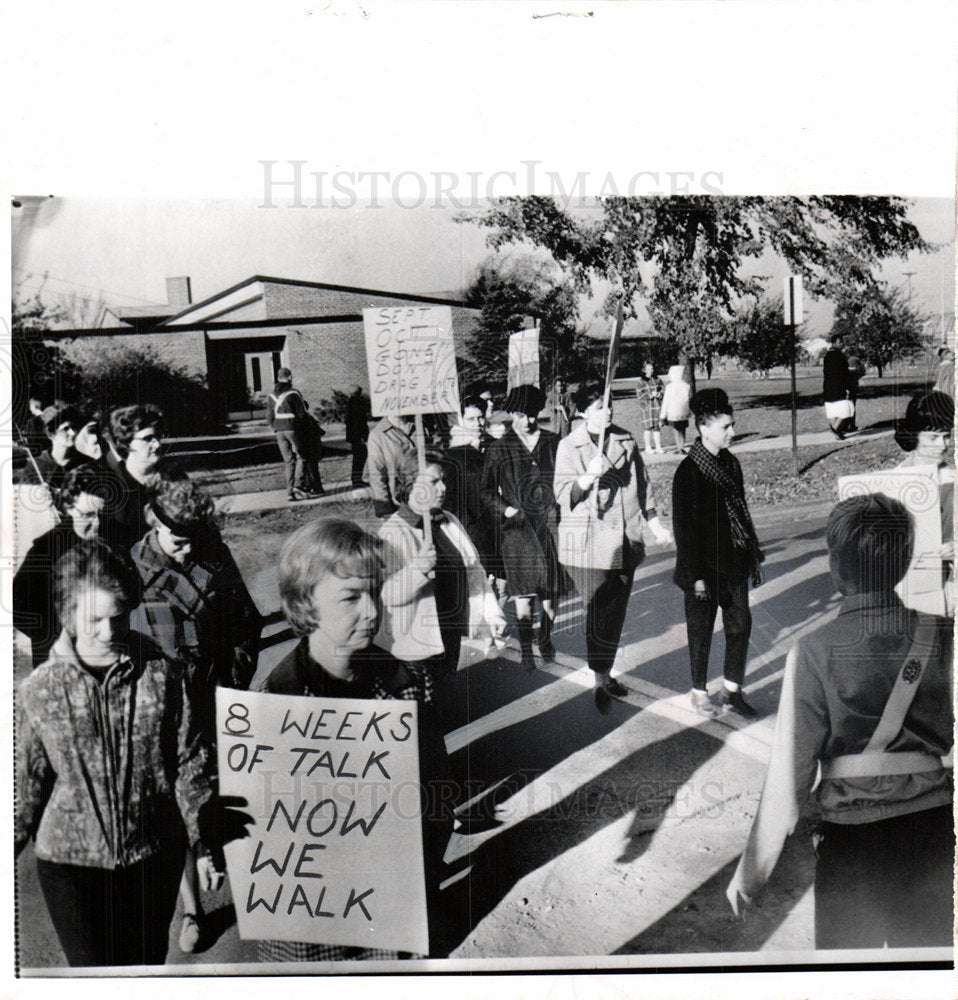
517,619,536,672
537,607,555,661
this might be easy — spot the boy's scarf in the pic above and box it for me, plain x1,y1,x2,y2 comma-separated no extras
688,440,764,585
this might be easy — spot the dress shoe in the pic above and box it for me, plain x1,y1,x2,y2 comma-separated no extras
721,688,758,719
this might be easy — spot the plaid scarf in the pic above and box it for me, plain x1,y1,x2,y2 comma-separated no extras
688,440,764,585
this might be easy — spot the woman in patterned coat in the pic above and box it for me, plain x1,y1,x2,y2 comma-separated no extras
15,541,221,967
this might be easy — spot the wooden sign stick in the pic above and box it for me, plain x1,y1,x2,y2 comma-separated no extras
414,413,433,546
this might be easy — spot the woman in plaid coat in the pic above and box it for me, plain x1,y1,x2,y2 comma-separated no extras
130,473,261,952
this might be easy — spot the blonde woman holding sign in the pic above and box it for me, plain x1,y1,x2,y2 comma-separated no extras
260,517,449,961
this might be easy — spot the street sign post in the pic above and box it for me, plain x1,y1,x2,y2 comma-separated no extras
784,276,803,476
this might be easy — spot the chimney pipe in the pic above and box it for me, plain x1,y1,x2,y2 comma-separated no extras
166,276,192,308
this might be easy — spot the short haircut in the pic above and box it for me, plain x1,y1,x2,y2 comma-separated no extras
54,540,140,634
393,458,443,506
690,388,733,427
42,402,80,438
109,404,163,458
279,518,384,637
147,474,219,538
459,393,485,414
56,463,117,514
572,379,605,413
826,494,914,592
894,391,954,452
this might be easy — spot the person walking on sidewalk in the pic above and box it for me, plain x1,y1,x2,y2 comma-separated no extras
635,361,665,454
659,365,692,453
555,380,672,702
822,334,853,439
672,388,764,719
481,384,562,673
727,494,953,949
344,385,371,487
267,368,320,503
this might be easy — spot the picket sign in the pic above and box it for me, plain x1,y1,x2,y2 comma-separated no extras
838,468,945,615
216,688,429,955
507,328,539,391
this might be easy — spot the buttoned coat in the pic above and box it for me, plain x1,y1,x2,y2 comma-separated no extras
480,427,561,596
554,421,652,575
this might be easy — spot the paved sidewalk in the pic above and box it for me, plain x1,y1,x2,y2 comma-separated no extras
214,427,893,517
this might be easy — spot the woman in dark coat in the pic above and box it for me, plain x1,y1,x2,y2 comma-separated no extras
480,384,561,672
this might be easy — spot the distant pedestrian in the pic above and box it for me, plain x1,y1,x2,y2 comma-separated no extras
822,334,852,439
547,378,572,438
634,361,665,454
672,389,764,719
933,346,954,397
727,494,953,949
366,412,417,516
344,385,371,487
481,384,561,673
267,368,320,502
17,401,82,491
554,380,672,702
659,365,692,453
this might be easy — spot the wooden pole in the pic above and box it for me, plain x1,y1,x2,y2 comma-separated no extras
413,413,433,546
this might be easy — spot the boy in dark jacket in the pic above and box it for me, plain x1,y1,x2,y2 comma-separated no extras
672,389,763,719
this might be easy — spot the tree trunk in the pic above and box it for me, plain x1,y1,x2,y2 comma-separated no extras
877,364,884,378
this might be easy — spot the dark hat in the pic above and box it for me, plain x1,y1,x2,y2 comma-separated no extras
690,387,731,418
276,367,292,383
504,384,546,417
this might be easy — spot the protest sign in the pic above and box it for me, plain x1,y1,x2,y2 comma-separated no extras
507,328,539,390
216,687,429,954
838,467,945,615
363,305,460,418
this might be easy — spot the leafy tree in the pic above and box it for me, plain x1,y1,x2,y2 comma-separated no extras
719,294,798,374
463,250,581,391
830,284,929,377
463,196,931,313
646,257,730,388
11,283,81,429
56,341,218,434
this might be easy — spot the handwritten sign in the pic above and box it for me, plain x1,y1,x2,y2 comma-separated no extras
507,328,539,390
363,306,460,417
838,468,945,615
216,688,429,954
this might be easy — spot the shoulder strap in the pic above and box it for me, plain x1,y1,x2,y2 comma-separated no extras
272,389,298,411
865,614,939,753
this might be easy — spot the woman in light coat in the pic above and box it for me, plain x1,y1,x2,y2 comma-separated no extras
659,364,693,453
555,381,672,699
377,460,505,674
